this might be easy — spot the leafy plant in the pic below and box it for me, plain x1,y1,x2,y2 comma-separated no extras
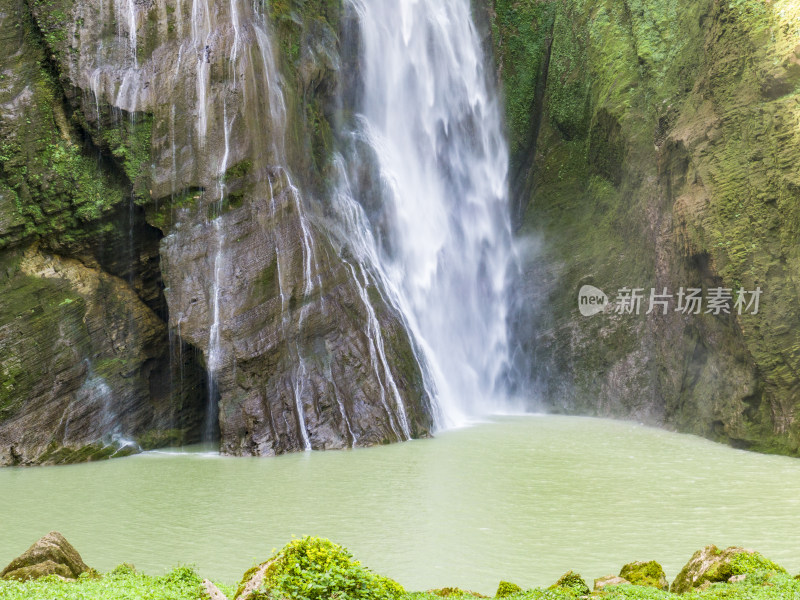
254,536,405,600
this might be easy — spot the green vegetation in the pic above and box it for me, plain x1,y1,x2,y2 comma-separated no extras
489,0,557,161
266,0,340,65
496,582,523,598
618,562,668,590
265,0,340,192
145,188,203,232
100,114,154,198
0,1,128,249
2,539,797,600
0,564,229,600
550,572,589,597
593,571,800,599
247,536,405,600
727,553,787,577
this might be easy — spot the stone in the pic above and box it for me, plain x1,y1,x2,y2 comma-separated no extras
502,0,800,458
619,560,669,590
670,545,785,594
0,0,434,461
593,575,631,591
1,532,90,581
495,581,522,597
234,560,273,600
202,579,230,600
551,570,590,596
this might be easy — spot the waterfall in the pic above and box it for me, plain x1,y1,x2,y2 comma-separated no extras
335,0,515,426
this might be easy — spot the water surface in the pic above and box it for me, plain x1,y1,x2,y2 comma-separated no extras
2,416,799,593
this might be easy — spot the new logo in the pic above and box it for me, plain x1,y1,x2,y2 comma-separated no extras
578,285,608,316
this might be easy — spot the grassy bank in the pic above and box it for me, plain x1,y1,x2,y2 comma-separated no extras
1,537,798,600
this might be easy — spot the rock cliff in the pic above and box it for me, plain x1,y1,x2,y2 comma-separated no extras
0,0,432,464
494,0,800,454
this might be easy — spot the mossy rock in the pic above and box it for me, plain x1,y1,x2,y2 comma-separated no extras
1,532,89,581
550,570,589,596
495,580,522,598
671,546,786,594
619,560,669,590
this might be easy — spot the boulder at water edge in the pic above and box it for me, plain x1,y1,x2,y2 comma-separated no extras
1,531,90,581
670,545,786,594
593,575,631,591
495,581,523,598
619,560,669,590
550,571,590,596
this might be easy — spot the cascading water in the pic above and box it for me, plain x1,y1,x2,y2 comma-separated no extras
83,0,511,448
336,0,515,426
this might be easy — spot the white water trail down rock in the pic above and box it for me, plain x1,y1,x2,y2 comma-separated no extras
191,0,212,147
339,0,515,427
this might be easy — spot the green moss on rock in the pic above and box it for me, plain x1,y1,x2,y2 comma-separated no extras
551,571,589,597
671,546,786,594
619,561,669,591
498,0,800,457
496,581,523,598
0,1,128,250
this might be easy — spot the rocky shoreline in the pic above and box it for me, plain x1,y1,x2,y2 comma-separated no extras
1,533,798,599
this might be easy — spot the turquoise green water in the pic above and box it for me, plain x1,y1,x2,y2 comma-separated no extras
2,416,799,594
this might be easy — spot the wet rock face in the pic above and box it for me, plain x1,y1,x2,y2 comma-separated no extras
0,0,211,463
1,532,89,581
162,171,433,454
499,0,800,456
0,246,205,466
0,0,434,459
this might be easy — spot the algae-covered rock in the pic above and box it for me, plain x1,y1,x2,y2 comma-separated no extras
670,545,786,594
1,532,89,581
499,0,800,457
551,570,590,596
495,580,523,598
593,575,630,591
619,560,669,590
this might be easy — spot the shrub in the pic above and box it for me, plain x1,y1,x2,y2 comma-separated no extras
255,536,405,600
